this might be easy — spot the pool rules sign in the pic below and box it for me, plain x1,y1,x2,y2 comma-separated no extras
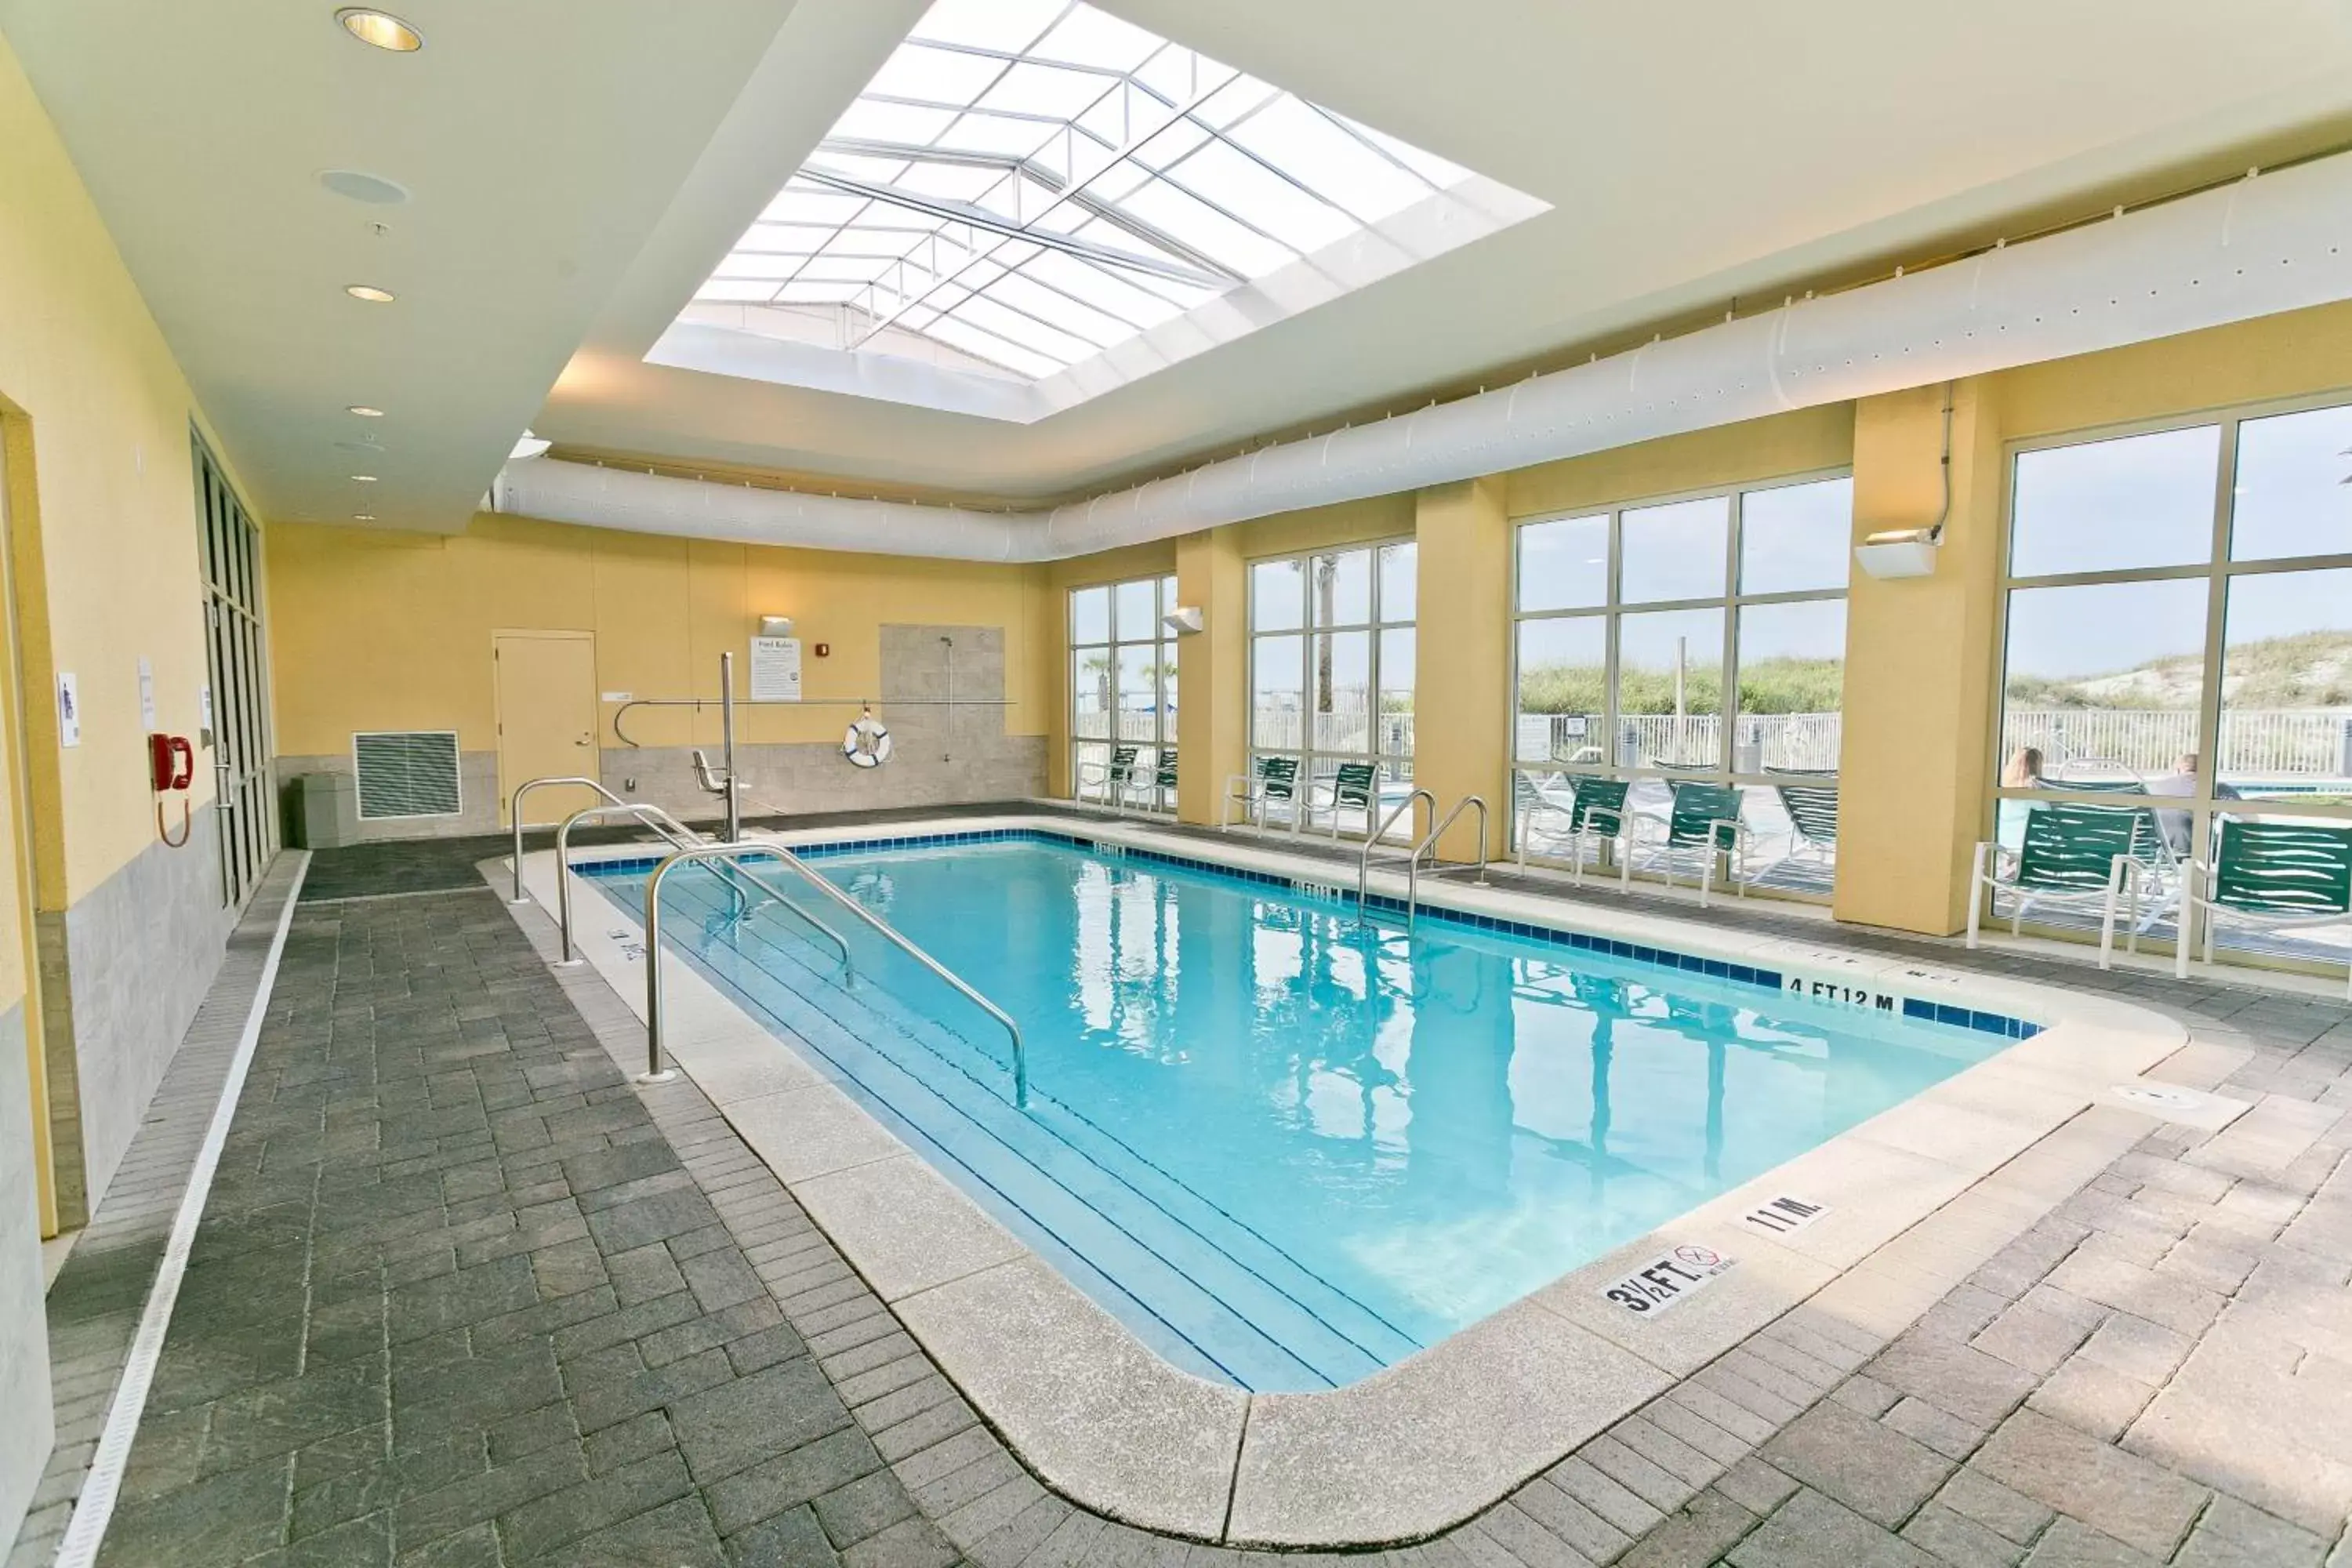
750,635,802,702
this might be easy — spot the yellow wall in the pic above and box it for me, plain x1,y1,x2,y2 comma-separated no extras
1834,381,2006,932
2,29,260,1234
0,31,233,913
1414,478,1512,858
1506,405,1855,520
267,513,1055,760
1994,299,2352,441
1174,528,1246,822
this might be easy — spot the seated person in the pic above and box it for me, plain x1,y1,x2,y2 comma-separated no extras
2147,752,2238,853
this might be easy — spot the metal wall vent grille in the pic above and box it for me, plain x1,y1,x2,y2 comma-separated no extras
353,730,461,819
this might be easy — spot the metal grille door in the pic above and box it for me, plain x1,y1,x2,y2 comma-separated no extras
194,434,275,906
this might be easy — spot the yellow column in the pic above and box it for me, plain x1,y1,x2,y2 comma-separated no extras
1175,527,1246,825
1413,477,1512,862
1834,379,2006,935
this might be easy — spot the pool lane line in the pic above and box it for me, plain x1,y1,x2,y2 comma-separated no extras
53,853,310,1568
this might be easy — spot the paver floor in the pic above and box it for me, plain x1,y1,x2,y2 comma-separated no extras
24,848,2352,1568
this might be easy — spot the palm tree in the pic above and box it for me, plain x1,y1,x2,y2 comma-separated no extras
1314,556,1338,724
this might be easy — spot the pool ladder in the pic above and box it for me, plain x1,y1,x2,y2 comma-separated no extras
507,776,849,969
1356,791,1490,927
506,777,1029,1106
639,840,1030,1108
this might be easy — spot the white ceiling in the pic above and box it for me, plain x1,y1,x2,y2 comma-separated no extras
10,0,2352,528
0,0,803,531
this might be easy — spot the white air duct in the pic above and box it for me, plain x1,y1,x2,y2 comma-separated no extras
492,151,2352,563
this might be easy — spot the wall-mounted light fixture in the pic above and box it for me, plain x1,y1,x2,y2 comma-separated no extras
758,615,795,638
1163,604,1205,635
1853,382,1953,582
1853,526,1941,579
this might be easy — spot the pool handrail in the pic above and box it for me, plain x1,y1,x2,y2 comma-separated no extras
641,838,1030,1108
552,801,851,972
1409,795,1491,927
1358,788,1437,919
510,775,633,903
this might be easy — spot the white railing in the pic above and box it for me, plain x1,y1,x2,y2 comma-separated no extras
1087,698,2352,782
2002,707,2352,779
1247,706,1414,756
1510,712,1843,772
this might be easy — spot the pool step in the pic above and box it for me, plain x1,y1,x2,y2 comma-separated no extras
630,873,1416,1390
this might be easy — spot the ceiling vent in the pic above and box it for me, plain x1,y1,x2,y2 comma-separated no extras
352,730,461,819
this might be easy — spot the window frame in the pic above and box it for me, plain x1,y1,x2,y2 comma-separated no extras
1989,387,2352,963
1506,467,1853,888
1244,535,1417,833
1067,571,1179,810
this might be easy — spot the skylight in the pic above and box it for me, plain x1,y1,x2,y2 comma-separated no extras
691,0,1502,382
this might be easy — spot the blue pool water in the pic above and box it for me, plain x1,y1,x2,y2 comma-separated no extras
588,834,2009,1391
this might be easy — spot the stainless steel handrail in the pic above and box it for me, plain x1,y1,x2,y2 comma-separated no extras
1356,788,1437,919
641,839,1032,1107
510,776,631,902
553,803,851,971
1408,794,1492,927
640,841,763,1085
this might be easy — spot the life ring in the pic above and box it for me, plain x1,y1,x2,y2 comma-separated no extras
843,712,892,768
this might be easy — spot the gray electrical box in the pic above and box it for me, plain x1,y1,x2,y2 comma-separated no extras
283,771,360,849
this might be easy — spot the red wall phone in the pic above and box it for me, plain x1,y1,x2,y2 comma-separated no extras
151,732,194,846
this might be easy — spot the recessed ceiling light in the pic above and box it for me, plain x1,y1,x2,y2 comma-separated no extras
347,405,385,417
344,284,396,303
336,9,422,51
351,474,379,482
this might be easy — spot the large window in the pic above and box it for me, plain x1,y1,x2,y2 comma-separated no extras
1994,399,2352,973
1069,574,1178,808
1248,540,1416,834
1512,474,1853,895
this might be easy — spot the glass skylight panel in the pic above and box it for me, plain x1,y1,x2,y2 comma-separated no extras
864,45,1004,106
1032,8,1158,71
691,0,1506,380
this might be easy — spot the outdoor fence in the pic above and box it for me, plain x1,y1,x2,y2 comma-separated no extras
1087,700,2352,782
1999,707,2352,780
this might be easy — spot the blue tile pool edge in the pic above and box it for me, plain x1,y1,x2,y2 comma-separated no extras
573,826,2046,1044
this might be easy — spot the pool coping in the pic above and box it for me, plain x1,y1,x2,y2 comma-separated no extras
523,812,2196,1548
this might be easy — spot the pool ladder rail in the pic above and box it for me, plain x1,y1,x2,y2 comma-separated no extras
637,839,1031,1108
507,776,850,970
507,777,1028,1105
1356,790,1490,927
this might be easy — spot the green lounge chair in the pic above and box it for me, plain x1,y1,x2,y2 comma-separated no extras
1629,780,1751,907
1969,800,2166,964
1515,772,1632,887
1222,755,1300,831
1076,744,1140,809
2174,818,2352,997
1145,749,1178,814
1735,782,1839,891
1305,760,1382,839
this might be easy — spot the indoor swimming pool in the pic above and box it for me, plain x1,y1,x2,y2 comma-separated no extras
585,832,2025,1391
